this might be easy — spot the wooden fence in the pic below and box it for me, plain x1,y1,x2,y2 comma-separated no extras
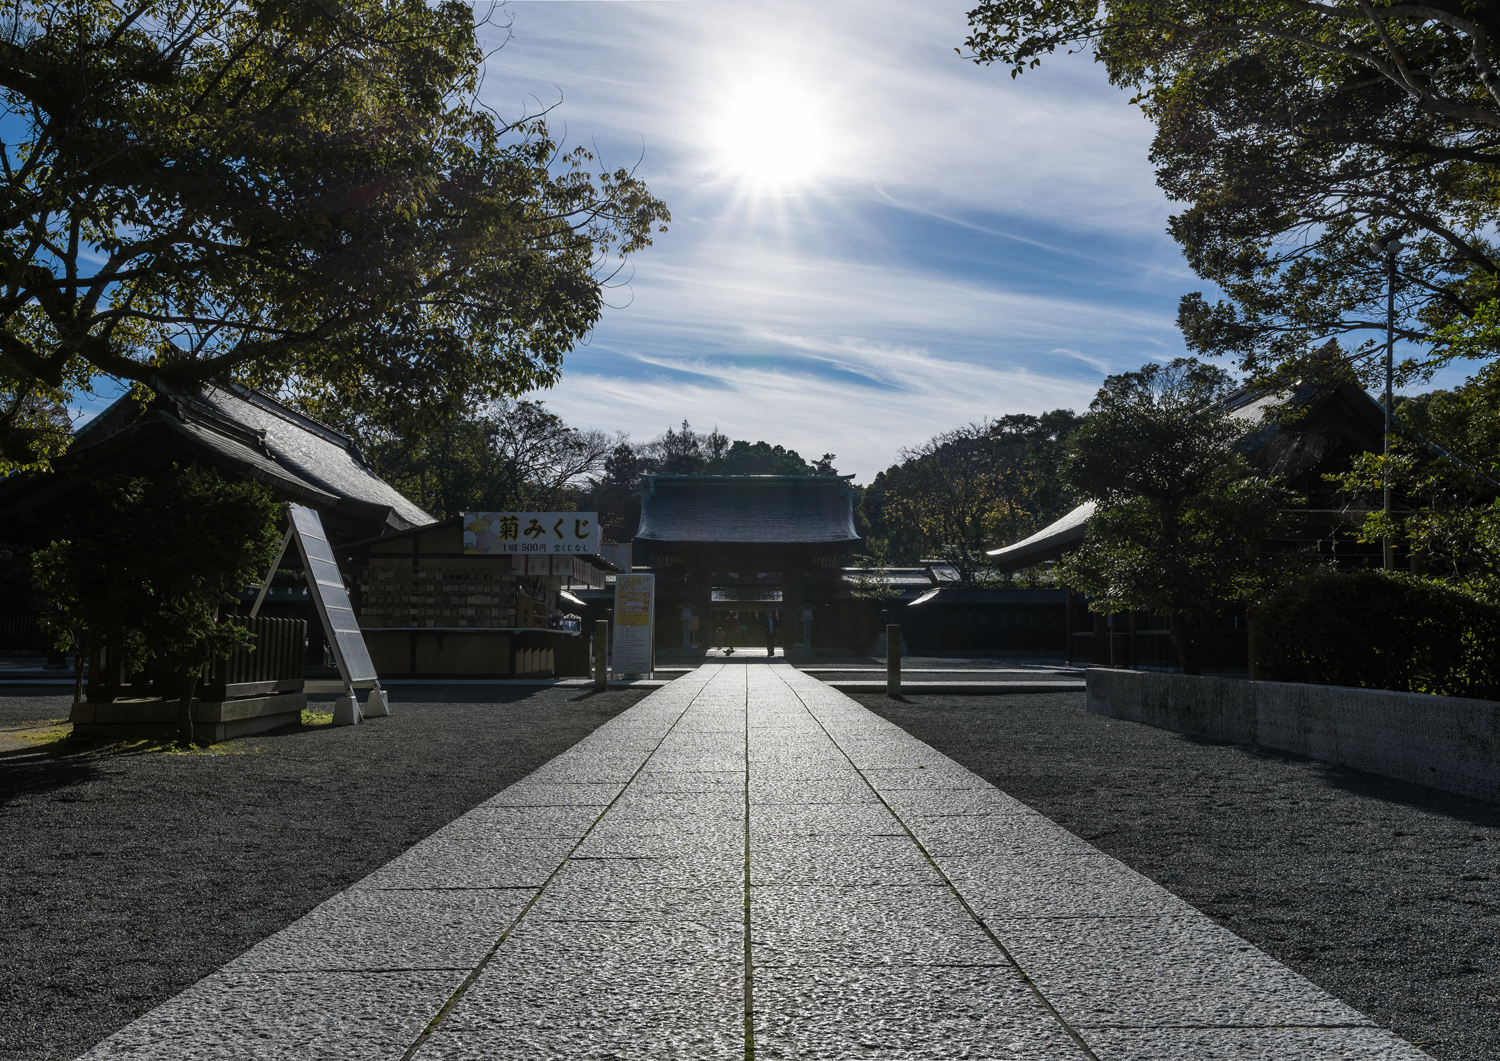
202,616,307,699
0,609,47,651
86,615,307,703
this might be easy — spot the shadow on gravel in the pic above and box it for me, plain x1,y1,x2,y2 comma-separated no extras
0,720,307,807
340,684,617,706
0,684,654,1061
1165,727,1500,828
1311,759,1500,828
0,753,103,806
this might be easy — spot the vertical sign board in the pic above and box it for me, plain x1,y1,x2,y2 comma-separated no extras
463,512,600,555
612,573,654,676
290,504,378,686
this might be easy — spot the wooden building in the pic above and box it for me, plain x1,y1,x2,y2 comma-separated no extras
0,383,444,734
0,384,625,681
632,477,1074,657
635,475,863,653
0,383,437,664
0,383,434,547
900,584,1069,656
832,564,1069,657
340,519,617,679
986,381,1389,670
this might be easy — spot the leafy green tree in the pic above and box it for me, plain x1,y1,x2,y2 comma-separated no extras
992,410,1081,540
963,0,1500,384
363,398,612,518
1334,364,1500,598
1,0,668,472
637,421,730,475
1258,568,1500,698
33,466,282,742
860,412,1081,577
716,440,825,476
0,391,73,472
1057,359,1296,674
587,442,647,544
633,421,829,476
872,425,1021,582
857,464,928,568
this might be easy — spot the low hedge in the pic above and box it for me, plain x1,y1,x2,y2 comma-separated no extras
1256,569,1500,700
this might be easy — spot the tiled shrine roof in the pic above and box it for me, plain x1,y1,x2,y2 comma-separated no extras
2,382,434,544
636,475,859,545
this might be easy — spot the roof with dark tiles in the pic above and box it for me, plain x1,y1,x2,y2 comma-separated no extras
636,475,859,544
2,383,433,545
192,386,433,532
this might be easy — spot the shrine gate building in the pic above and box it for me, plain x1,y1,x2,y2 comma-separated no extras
634,475,862,652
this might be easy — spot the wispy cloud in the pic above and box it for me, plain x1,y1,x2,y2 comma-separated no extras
1050,348,1116,375
536,349,1100,478
476,0,1203,479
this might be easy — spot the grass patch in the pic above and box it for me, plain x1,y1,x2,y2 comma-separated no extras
0,723,260,758
301,708,334,726
7,721,73,748
156,738,262,756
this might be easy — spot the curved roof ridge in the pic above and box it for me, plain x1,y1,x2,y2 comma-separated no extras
984,501,1096,571
637,475,858,544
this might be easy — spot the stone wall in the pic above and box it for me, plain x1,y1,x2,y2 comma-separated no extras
1087,668,1500,803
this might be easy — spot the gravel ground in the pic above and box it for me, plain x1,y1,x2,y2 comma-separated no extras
0,684,650,1061
7,680,1495,1059
855,691,1500,1061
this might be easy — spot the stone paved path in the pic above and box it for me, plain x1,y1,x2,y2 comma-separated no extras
82,664,1428,1060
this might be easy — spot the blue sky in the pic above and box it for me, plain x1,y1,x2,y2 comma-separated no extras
71,0,1428,481
486,0,1199,480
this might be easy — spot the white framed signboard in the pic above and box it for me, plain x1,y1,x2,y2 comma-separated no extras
612,573,654,676
289,504,378,686
463,512,600,555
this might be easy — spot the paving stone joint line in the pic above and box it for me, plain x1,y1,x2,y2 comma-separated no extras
768,663,1104,1061
74,663,1432,1061
395,669,721,1061
740,665,755,1061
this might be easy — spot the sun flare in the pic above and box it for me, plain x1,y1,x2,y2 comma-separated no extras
713,75,831,189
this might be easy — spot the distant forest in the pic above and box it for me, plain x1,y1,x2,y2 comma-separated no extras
351,398,1082,566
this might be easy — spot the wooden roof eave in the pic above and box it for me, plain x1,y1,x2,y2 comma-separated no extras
985,501,1095,572
0,412,339,523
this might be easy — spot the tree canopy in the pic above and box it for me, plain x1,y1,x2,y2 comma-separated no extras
860,411,1080,580
719,439,837,477
360,398,614,520
1335,362,1500,598
963,0,1500,385
1057,359,1296,673
630,420,836,478
589,441,647,543
0,0,668,471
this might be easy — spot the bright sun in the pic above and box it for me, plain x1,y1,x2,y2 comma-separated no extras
713,75,830,189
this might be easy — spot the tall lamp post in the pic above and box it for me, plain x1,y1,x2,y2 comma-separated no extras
1369,235,1403,571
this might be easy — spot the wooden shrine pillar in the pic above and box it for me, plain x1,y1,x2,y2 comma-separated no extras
782,564,804,655
693,553,713,650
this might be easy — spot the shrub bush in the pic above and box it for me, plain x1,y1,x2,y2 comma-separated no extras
1257,568,1500,699
33,465,282,740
